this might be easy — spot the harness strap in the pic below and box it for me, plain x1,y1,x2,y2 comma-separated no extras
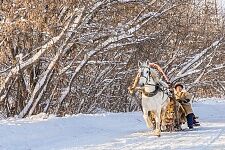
142,84,161,97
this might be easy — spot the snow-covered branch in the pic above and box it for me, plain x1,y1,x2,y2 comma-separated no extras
173,38,224,81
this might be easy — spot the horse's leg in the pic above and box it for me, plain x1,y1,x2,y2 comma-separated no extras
153,109,161,136
149,111,156,130
160,107,167,131
143,110,153,129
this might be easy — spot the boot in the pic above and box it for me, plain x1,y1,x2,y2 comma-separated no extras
193,115,200,126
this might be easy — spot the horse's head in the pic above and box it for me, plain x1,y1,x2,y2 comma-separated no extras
138,61,159,87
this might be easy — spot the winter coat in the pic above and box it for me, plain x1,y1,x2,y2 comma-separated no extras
174,90,193,115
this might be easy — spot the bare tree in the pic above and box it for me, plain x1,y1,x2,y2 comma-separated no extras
0,0,224,118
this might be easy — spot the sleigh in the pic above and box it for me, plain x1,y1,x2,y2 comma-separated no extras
149,97,187,132
163,97,187,132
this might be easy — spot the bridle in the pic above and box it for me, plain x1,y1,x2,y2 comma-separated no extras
139,66,161,97
139,66,154,85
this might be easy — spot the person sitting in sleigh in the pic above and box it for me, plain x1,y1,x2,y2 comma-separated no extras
174,83,200,129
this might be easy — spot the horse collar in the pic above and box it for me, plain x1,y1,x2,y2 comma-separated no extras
142,83,161,97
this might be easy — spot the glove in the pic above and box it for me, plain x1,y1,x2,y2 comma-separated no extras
184,99,190,103
178,99,190,104
177,99,182,103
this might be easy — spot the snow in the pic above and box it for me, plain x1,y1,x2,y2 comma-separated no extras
1,99,225,150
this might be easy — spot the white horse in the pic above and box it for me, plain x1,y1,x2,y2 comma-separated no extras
135,61,170,136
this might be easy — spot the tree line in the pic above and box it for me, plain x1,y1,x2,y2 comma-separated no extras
0,0,224,118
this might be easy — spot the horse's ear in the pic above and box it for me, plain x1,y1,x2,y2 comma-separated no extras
138,61,142,67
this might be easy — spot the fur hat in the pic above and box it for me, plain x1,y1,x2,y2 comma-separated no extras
174,83,184,89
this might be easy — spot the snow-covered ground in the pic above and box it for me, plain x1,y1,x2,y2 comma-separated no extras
1,99,225,150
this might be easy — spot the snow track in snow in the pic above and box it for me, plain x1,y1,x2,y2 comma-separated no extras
0,99,225,150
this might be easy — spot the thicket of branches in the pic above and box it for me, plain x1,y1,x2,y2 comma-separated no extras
0,0,225,118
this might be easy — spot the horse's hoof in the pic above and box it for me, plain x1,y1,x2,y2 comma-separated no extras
153,133,161,137
154,133,161,137
152,130,161,137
